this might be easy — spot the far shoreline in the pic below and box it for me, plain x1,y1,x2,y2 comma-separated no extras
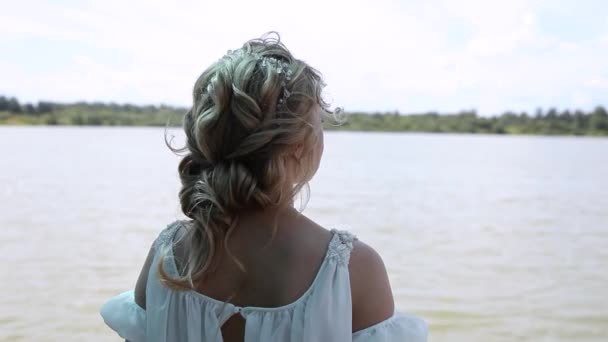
1,96,607,136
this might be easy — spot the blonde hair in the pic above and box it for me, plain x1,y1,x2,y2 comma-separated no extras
160,32,337,290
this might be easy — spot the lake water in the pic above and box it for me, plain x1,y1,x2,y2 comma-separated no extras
1,126,607,341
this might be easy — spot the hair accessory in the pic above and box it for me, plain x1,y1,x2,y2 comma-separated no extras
224,49,293,108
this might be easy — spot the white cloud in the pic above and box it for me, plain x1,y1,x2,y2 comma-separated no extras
587,77,608,89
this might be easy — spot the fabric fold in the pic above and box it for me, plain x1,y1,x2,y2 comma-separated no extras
352,312,427,342
100,290,146,342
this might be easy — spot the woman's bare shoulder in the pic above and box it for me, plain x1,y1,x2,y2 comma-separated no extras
349,239,395,332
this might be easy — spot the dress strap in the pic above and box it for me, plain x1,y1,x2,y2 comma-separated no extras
327,229,357,266
152,220,186,250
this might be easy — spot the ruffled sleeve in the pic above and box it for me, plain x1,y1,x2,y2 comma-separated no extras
352,313,427,342
100,290,146,342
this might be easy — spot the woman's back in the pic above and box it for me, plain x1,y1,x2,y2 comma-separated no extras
173,211,347,341
172,209,333,341
174,209,333,311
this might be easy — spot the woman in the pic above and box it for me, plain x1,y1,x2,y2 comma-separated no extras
101,33,427,341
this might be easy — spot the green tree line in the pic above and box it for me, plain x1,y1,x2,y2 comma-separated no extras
1,95,607,135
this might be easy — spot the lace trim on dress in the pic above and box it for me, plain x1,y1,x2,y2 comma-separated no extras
327,229,357,266
152,220,184,251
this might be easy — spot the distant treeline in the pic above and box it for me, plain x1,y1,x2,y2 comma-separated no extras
1,95,607,135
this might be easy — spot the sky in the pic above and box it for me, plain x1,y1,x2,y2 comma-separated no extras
1,0,607,115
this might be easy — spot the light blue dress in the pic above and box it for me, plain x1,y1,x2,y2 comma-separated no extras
101,221,427,341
